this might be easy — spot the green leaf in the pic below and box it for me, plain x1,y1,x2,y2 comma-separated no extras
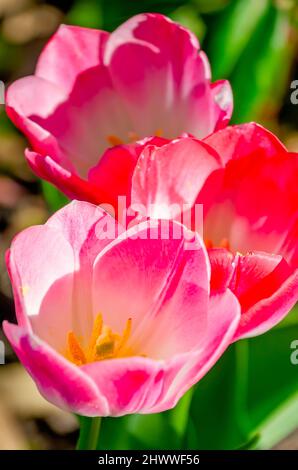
187,320,298,449
98,0,186,31
256,393,298,449
67,0,103,29
41,181,69,212
168,389,194,438
230,5,295,123
98,413,180,450
274,306,298,330
237,433,260,450
246,324,298,429
205,0,270,78
171,5,206,41
187,343,253,450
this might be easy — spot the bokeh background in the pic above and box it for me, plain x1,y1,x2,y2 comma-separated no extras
0,0,297,450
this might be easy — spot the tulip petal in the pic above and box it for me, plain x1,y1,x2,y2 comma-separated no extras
232,253,298,340
88,136,170,209
149,289,241,413
279,215,298,268
92,220,210,359
105,13,228,138
42,64,134,177
203,123,298,257
46,201,120,340
208,247,298,339
83,288,240,416
82,356,164,416
208,248,235,292
7,201,119,348
204,122,287,165
6,77,69,169
46,200,115,260
3,322,109,416
35,24,109,92
25,150,103,204
211,80,233,131
88,144,141,209
6,223,75,350
131,138,221,223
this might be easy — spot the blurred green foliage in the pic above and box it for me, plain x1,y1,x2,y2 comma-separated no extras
41,181,69,212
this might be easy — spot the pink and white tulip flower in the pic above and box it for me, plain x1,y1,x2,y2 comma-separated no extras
3,201,240,416
6,13,232,202
84,123,298,340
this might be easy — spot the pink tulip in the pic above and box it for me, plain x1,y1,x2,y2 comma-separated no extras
6,13,232,202
92,123,298,340
3,201,240,416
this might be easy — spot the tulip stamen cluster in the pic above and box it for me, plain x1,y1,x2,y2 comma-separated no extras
107,135,126,147
107,132,141,147
107,129,164,148
67,314,133,366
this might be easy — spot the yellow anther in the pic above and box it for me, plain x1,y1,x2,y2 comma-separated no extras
96,333,115,359
95,325,115,359
107,129,164,148
219,238,230,250
128,131,140,142
67,332,86,366
87,313,103,361
204,239,213,249
116,318,132,354
154,128,163,137
66,316,133,365
107,135,124,146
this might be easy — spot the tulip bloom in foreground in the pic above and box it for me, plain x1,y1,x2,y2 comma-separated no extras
3,201,240,416
85,123,298,340
6,13,232,202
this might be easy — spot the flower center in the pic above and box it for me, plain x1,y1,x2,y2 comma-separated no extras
106,129,163,147
66,314,132,366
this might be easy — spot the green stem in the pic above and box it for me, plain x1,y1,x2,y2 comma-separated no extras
76,416,102,450
234,340,250,436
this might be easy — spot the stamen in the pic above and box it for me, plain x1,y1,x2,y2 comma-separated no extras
96,340,115,358
204,239,213,249
95,325,115,359
66,316,134,365
87,313,103,361
220,238,230,250
107,128,164,149
67,332,86,366
154,128,163,137
116,318,132,354
128,131,140,142
107,135,124,146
